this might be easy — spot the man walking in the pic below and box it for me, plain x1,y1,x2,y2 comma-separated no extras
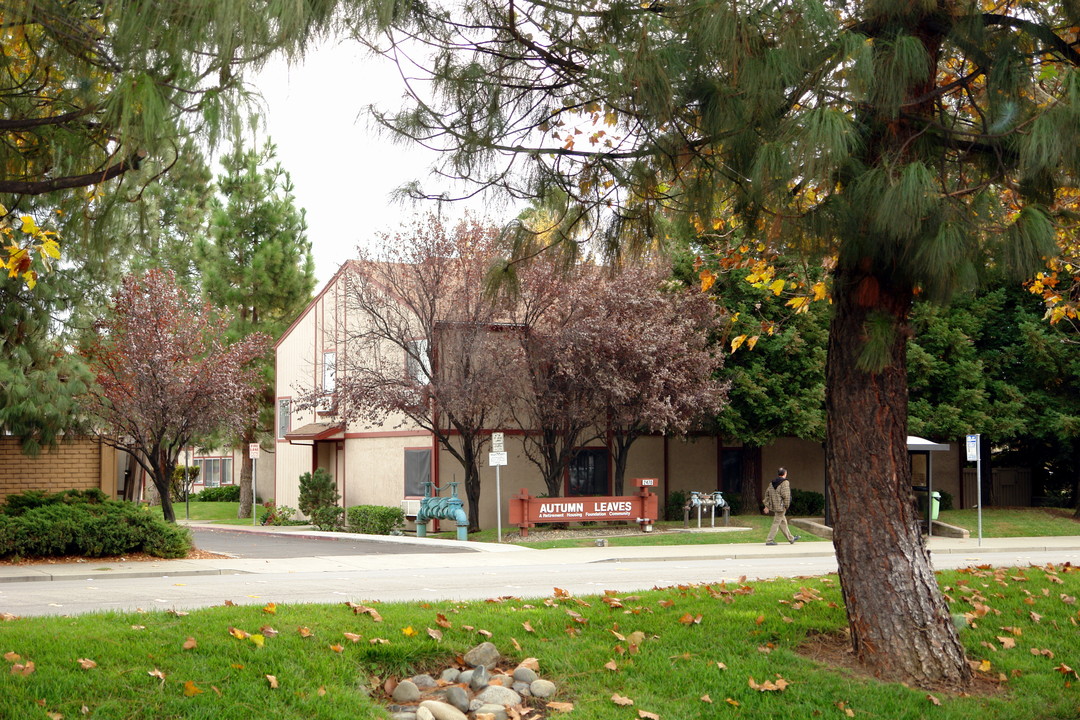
763,468,800,546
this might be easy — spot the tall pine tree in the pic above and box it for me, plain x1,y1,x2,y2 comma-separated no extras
198,140,316,520
353,0,1080,685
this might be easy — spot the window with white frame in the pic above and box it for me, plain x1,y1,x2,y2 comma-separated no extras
195,457,233,487
405,339,430,384
277,398,291,438
322,351,336,393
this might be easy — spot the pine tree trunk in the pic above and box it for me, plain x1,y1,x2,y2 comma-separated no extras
238,428,254,520
826,264,971,687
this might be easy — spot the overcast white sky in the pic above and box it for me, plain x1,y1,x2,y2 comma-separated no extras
251,38,504,288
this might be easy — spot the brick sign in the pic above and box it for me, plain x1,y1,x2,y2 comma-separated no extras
508,482,659,536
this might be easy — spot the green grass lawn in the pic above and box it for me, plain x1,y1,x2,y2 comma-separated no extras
938,507,1080,537
174,501,258,526
3,565,1079,719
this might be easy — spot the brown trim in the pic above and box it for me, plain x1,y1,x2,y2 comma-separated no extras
344,430,432,439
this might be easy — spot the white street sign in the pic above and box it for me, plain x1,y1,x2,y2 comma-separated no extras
488,451,507,467
965,434,978,462
491,432,504,453
249,443,261,459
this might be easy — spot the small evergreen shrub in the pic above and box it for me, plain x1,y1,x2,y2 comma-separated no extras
1,488,109,516
724,492,744,516
195,485,241,502
789,488,825,517
0,500,192,559
664,490,687,521
310,505,344,531
347,505,405,535
298,468,339,515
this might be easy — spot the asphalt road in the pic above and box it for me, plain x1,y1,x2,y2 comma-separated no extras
6,547,1080,617
190,527,473,558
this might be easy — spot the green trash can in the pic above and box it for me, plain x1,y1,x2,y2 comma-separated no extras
912,487,941,521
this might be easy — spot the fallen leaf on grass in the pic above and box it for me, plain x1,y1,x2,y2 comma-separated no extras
611,694,634,706
3,652,20,663
0,613,18,621
748,675,789,692
604,660,618,672
148,668,165,681
547,702,574,712
478,629,493,638
996,636,1016,649
716,662,728,670
77,658,97,669
638,710,660,720
261,626,279,638
678,613,702,625
700,694,712,703
725,698,740,707
329,644,344,653
1031,648,1055,659
228,627,250,640
523,621,536,633
435,613,452,628
346,603,384,622
297,627,313,638
427,628,443,642
370,638,389,645
927,694,941,706
263,603,277,614
1057,663,1080,679
520,658,540,671
401,626,417,638
183,681,202,697
249,634,265,648
836,701,855,717
182,637,197,651
46,713,61,720
11,661,35,676
167,609,188,617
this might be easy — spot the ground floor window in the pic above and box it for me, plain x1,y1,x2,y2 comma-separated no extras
404,448,432,497
568,448,609,496
195,457,233,487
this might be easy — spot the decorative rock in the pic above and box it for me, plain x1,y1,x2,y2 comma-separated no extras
419,700,468,720
439,668,461,683
530,679,557,698
475,704,508,720
392,713,418,720
512,666,538,684
474,685,522,707
409,674,438,690
468,664,491,691
416,707,435,720
392,680,421,703
458,670,474,685
443,685,470,713
463,641,501,669
511,681,532,696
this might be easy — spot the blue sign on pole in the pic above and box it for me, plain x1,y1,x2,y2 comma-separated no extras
965,434,979,462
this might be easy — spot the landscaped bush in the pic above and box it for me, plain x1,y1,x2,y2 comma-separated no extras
260,501,300,526
0,488,109,516
789,488,825,517
0,496,191,560
299,468,339,515
664,490,687,521
310,505,344,531
347,505,405,535
938,490,954,511
169,465,201,502
196,485,241,502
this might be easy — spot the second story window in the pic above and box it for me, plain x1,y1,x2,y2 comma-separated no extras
405,339,430,384
322,351,336,393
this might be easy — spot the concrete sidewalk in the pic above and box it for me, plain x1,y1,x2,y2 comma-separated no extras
3,522,1080,584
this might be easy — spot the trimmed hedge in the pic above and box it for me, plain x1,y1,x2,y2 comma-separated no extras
0,491,191,559
195,485,241,502
346,505,405,535
789,488,825,517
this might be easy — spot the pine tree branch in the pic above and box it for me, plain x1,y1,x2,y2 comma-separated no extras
0,150,146,195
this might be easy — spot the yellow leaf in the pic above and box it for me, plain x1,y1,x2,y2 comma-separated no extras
730,335,746,353
329,643,344,653
249,634,265,648
20,216,37,234
725,698,740,707
746,335,759,350
978,659,991,672
402,626,418,637
768,278,786,296
262,603,277,614
297,627,313,638
41,239,61,260
228,627,250,640
811,281,827,301
23,271,35,290
785,296,810,311
700,269,716,293
183,681,203,697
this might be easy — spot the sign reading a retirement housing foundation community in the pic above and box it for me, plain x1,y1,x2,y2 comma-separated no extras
508,482,659,536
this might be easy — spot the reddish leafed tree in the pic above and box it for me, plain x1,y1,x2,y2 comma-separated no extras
83,269,269,523
321,214,516,531
586,265,728,495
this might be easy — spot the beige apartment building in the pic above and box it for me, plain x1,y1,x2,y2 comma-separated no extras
273,263,979,531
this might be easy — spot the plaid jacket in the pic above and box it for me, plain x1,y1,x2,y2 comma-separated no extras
763,479,791,514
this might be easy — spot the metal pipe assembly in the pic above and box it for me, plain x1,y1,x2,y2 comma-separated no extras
415,481,470,541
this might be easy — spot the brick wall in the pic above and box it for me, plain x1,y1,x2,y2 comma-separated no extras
0,436,114,502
